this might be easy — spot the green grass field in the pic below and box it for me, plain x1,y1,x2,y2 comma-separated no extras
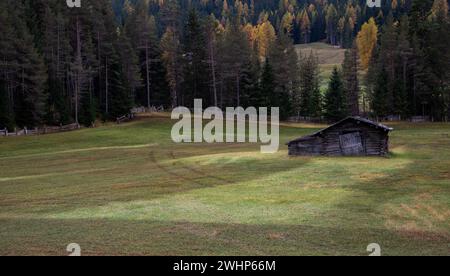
296,42,346,90
0,114,449,256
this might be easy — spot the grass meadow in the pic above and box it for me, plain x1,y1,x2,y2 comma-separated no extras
0,114,449,255
296,42,346,90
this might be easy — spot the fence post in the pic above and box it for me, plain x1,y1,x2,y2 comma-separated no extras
24,127,28,136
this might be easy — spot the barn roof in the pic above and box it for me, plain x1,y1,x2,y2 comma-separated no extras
287,117,393,145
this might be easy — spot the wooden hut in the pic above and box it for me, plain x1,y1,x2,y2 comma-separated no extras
287,117,393,157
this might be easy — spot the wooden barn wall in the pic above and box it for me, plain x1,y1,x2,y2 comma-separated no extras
288,137,323,156
289,122,390,156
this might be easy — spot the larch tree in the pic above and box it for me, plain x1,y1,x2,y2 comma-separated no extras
356,17,378,71
255,20,276,60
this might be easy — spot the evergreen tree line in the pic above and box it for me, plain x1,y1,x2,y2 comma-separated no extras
310,0,450,122
367,0,450,121
0,0,147,129
0,0,449,131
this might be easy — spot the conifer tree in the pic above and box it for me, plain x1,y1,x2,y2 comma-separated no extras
11,2,47,127
298,51,321,118
371,67,390,119
183,9,209,107
342,43,360,116
324,67,347,122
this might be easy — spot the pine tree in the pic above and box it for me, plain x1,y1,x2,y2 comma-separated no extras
161,27,183,107
79,91,97,127
258,60,275,108
241,53,261,108
426,0,450,120
378,13,398,115
371,67,390,119
267,33,299,119
220,17,251,106
116,28,141,106
324,67,347,122
397,15,413,118
0,2,16,129
183,9,209,107
205,15,220,107
11,1,47,127
42,7,72,125
342,43,360,116
298,51,321,118
125,1,158,109
109,58,133,118
0,84,13,130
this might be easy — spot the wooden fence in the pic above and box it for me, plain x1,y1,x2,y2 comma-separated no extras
287,116,323,123
117,106,166,124
410,116,430,123
0,123,80,137
116,114,135,124
131,105,165,114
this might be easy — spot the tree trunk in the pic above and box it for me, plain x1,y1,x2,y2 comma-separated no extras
145,40,151,109
209,39,218,107
75,16,81,125
236,73,240,107
105,57,109,115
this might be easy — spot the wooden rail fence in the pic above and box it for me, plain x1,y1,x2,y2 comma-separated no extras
131,105,165,114
117,106,166,124
0,123,80,137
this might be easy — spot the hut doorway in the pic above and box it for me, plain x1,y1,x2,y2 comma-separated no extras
339,131,365,156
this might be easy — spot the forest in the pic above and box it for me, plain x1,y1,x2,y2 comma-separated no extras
0,0,449,130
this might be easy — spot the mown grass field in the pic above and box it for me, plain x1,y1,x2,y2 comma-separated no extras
296,42,346,90
0,114,449,256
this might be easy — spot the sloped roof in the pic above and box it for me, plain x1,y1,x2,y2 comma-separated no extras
287,117,393,145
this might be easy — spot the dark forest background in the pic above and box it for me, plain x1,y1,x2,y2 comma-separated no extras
0,0,449,130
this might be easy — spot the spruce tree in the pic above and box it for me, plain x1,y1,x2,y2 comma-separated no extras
109,58,133,118
342,43,360,116
298,51,321,118
183,9,209,107
0,85,13,130
12,2,47,127
258,60,275,108
371,67,390,119
324,67,347,122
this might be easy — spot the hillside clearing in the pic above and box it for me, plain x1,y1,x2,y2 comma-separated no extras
296,42,347,89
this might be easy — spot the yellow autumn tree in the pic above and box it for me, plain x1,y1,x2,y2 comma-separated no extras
255,21,276,58
430,0,449,20
356,17,378,70
281,11,295,34
243,23,257,48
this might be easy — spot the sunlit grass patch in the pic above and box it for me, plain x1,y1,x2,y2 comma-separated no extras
0,118,449,255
